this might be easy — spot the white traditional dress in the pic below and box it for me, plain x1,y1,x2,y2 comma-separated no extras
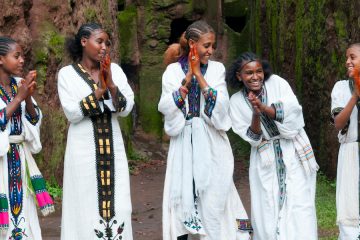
58,63,134,240
0,77,54,239
331,79,360,239
230,74,318,240
158,60,251,240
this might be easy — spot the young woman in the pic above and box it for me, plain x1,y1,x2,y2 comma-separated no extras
228,52,318,240
58,23,134,239
0,36,54,239
331,43,360,239
158,20,251,240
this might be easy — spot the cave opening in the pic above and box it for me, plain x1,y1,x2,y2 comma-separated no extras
168,18,193,45
225,16,247,33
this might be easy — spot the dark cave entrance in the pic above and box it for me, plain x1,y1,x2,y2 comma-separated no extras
225,16,247,33
168,18,193,45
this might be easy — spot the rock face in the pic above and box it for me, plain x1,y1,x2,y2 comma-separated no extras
250,0,360,177
0,0,248,184
2,0,348,181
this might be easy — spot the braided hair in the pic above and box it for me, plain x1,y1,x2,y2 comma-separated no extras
163,20,215,66
349,42,360,50
65,22,103,62
0,36,17,56
226,52,273,89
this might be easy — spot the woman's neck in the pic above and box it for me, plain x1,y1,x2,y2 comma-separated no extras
79,57,99,74
0,69,11,86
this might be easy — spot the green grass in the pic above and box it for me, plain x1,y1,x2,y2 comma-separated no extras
316,172,338,239
128,149,149,175
46,177,62,200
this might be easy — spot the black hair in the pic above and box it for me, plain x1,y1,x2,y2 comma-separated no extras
65,22,103,62
183,20,215,56
226,51,273,89
163,20,216,66
0,36,17,56
348,42,360,49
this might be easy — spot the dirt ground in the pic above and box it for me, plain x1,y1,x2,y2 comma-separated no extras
39,131,251,239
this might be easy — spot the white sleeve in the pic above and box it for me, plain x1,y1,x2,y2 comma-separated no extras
271,76,305,138
106,63,134,117
230,93,262,147
200,63,232,131
57,68,89,123
158,65,186,137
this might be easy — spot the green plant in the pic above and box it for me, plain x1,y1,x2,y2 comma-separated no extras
46,176,63,199
316,172,338,239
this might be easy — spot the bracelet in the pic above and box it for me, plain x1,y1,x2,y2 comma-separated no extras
180,86,189,95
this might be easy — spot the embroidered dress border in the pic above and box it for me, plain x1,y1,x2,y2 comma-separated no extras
272,102,284,123
114,88,127,112
172,89,186,117
80,93,102,117
331,107,349,135
0,108,6,131
72,63,120,238
180,62,208,120
242,87,280,138
236,219,253,232
25,105,40,126
242,85,287,213
204,87,217,118
246,127,262,141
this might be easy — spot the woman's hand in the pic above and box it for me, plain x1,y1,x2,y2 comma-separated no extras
248,91,263,115
100,53,116,90
189,45,201,78
16,70,37,102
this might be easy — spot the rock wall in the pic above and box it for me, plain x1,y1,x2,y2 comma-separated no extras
4,0,347,181
0,0,249,184
251,0,360,177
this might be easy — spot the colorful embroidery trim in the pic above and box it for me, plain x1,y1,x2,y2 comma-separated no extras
72,63,120,237
114,88,127,112
180,62,208,120
272,102,284,123
80,93,102,117
172,89,186,117
0,108,7,131
95,220,124,240
0,194,9,229
8,143,25,236
236,219,253,232
246,127,262,141
0,78,22,134
30,175,55,215
204,87,217,118
25,104,40,126
273,139,286,210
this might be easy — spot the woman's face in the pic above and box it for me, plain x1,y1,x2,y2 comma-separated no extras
81,29,110,62
190,32,216,64
346,46,360,78
0,43,24,76
237,60,264,92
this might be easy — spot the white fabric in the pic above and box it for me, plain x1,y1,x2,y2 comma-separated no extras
159,60,250,240
58,63,134,239
170,118,211,221
230,74,318,240
0,79,43,239
338,223,360,240
331,80,360,229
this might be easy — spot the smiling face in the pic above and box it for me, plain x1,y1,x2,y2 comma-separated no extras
237,60,264,93
0,43,24,76
346,45,360,78
81,29,110,62
190,32,216,64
